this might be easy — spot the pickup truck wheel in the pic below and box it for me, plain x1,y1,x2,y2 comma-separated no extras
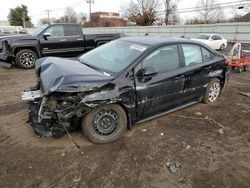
82,104,127,144
15,49,37,69
204,78,221,104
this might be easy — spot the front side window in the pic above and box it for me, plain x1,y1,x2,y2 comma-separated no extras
141,45,180,72
182,44,202,66
214,35,222,40
45,26,64,37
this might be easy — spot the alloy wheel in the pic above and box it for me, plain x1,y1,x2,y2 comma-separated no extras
208,82,221,102
19,52,36,68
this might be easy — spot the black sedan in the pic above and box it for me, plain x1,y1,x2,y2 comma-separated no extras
22,37,230,143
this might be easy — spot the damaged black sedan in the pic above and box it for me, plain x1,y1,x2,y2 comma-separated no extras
22,37,230,143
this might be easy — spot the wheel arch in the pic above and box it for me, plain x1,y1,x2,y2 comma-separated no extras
14,46,41,58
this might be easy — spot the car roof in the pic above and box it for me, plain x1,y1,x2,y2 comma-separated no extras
120,36,208,47
199,33,221,36
120,36,211,46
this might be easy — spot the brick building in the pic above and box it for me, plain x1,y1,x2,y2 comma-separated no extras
85,12,127,27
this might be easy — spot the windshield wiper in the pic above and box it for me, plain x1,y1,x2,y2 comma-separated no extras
78,59,104,74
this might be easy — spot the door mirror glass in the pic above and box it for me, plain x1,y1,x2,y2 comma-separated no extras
43,32,51,40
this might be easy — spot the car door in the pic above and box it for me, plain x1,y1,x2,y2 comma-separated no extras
40,25,67,55
134,45,185,120
63,25,85,53
209,35,218,49
176,44,215,106
214,35,223,49
210,35,223,49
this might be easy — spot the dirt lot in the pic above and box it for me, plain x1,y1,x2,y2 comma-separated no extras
0,63,250,188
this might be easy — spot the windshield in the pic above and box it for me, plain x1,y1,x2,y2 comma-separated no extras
196,34,210,40
30,24,48,36
79,40,148,75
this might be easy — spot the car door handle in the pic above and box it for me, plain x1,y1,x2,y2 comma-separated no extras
77,38,83,41
204,66,212,70
60,39,67,42
175,75,185,80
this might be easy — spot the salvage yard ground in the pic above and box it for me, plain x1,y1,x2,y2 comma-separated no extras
0,57,250,187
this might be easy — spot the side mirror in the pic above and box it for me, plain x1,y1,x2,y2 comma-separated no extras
43,32,51,40
143,67,158,77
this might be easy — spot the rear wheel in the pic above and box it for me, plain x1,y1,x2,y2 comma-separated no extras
15,49,37,69
220,44,226,50
204,78,221,104
82,104,127,144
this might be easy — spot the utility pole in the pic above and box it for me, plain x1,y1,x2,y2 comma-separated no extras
86,0,94,22
22,11,26,28
45,10,51,24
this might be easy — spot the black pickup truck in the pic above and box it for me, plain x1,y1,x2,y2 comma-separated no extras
0,23,123,69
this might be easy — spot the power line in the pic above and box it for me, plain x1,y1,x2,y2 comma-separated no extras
177,0,250,11
158,1,250,14
29,0,83,17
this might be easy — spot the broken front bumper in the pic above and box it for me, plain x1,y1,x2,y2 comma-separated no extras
22,90,53,137
0,52,12,68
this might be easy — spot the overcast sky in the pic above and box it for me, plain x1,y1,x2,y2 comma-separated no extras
0,0,247,25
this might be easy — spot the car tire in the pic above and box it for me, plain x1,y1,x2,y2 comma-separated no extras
237,66,243,73
82,104,127,144
220,44,226,50
15,49,38,69
243,65,247,72
204,78,221,104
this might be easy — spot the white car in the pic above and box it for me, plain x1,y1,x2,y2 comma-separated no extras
192,34,228,50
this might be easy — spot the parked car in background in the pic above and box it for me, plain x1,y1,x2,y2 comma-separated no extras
22,37,230,144
0,23,123,69
192,34,228,50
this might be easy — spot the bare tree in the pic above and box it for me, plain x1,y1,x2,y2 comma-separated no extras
122,0,160,26
63,7,78,23
163,0,180,25
196,0,219,24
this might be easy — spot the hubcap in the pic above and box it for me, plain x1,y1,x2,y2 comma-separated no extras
20,52,36,67
208,82,220,102
93,109,119,136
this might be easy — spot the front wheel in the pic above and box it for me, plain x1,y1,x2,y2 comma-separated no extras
15,49,38,69
204,78,221,104
82,104,127,144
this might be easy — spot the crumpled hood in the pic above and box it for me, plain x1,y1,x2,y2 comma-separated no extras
0,34,37,41
36,57,114,95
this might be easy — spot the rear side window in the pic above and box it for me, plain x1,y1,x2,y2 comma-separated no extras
202,47,212,62
64,25,81,36
182,44,202,66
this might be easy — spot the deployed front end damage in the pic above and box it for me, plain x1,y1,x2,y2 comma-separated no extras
22,57,119,138
23,84,120,138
